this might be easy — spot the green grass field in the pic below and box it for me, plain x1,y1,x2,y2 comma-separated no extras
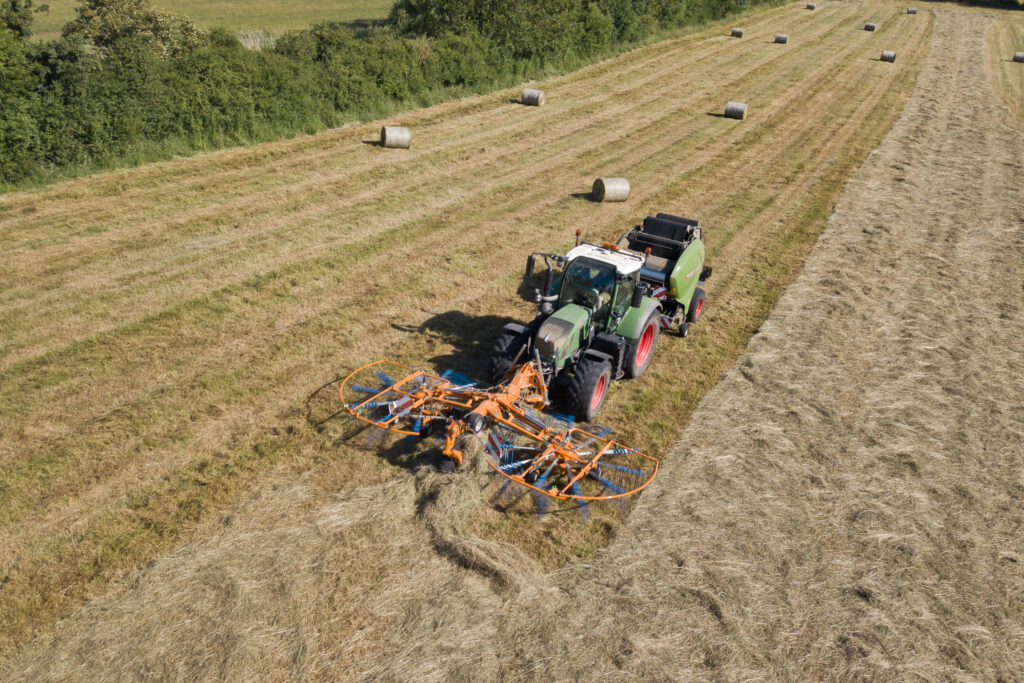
30,0,395,41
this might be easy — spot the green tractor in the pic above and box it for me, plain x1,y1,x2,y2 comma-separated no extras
488,213,711,421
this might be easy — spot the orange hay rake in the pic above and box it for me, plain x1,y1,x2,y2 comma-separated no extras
339,360,658,508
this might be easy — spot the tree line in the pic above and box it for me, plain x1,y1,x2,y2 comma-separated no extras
1,0,775,187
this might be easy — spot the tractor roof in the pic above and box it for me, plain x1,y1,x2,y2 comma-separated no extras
565,243,644,276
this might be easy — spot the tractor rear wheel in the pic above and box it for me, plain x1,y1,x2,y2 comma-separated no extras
488,329,529,383
566,357,613,422
686,287,706,323
625,312,660,378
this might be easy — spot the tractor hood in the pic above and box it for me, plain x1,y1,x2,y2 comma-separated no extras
535,304,590,368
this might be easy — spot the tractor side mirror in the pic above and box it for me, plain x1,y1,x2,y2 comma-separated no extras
631,284,645,308
526,254,536,279
544,267,555,298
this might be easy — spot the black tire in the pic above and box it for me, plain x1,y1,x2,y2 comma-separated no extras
686,287,706,323
566,357,613,422
487,329,528,383
625,311,660,378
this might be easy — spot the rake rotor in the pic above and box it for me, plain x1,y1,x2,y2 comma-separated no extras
339,360,658,505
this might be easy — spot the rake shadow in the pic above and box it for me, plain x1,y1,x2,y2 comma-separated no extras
305,373,450,473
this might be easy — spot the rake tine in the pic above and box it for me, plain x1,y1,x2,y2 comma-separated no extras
405,417,422,452
495,478,525,507
532,486,549,517
564,464,590,520
586,470,625,496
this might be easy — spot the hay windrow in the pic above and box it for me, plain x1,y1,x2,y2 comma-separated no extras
10,4,1024,678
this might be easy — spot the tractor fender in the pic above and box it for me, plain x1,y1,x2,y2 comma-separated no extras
616,297,662,339
501,323,531,337
582,349,614,364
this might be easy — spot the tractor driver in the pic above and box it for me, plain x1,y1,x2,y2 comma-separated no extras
561,259,616,321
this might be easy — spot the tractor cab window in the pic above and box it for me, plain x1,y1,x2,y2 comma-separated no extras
559,258,617,323
612,277,635,320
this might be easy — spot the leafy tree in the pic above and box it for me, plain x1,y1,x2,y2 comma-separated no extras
62,0,203,59
0,25,40,182
2,0,41,39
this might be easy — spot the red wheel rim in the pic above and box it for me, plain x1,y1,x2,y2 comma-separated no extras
636,323,655,366
696,298,703,318
590,372,608,411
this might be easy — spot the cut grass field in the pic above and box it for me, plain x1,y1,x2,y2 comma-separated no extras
29,0,394,41
0,0,940,666
986,10,1024,121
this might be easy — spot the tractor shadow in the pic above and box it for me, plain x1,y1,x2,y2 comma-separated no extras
391,310,519,381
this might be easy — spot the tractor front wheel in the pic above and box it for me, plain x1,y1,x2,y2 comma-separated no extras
567,357,612,422
488,329,529,383
625,312,660,378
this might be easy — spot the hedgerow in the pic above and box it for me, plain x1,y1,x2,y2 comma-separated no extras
0,0,779,187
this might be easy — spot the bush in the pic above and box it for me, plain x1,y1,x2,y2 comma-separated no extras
1,0,780,188
0,27,40,182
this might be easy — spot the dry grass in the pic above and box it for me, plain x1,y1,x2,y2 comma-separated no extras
7,4,1021,672
0,0,941,670
985,8,1024,123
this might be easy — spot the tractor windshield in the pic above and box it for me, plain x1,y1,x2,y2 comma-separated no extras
559,257,617,322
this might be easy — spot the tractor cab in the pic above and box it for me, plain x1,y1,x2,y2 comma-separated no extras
558,244,644,329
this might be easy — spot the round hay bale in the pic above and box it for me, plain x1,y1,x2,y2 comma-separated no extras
724,102,748,120
865,23,877,32
806,3,816,9
521,88,545,106
380,126,411,149
907,7,918,14
731,27,744,38
592,177,630,203
1014,52,1024,63
881,50,896,63
775,34,789,44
